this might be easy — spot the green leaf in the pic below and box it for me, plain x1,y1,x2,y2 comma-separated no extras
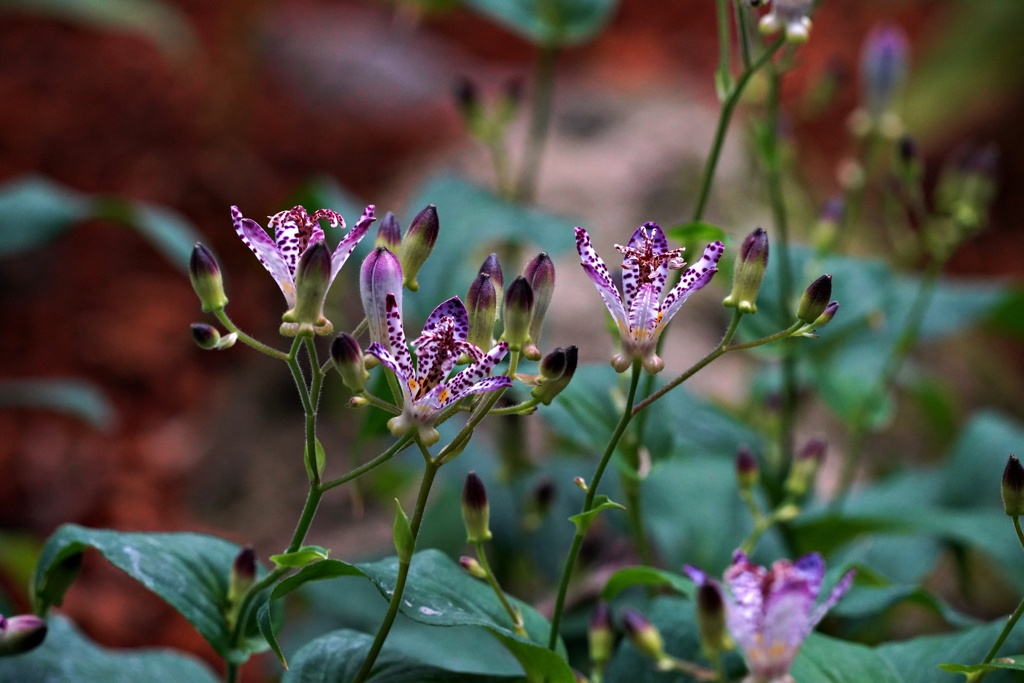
0,176,91,257
790,632,901,683
269,546,330,569
464,0,618,46
112,200,204,274
0,615,218,682
569,495,625,534
32,525,271,664
664,221,728,247
940,657,1024,675
877,620,1020,683
303,438,327,483
939,411,1024,509
0,379,115,430
601,566,693,601
2,0,198,58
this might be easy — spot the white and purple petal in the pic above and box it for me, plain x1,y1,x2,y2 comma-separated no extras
330,204,376,283
659,241,724,329
440,376,512,408
445,341,509,401
423,296,470,342
232,206,296,306
575,228,628,330
809,569,855,629
627,282,661,341
384,293,414,380
270,206,325,280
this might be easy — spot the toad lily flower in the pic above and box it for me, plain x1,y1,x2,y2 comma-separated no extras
686,551,855,683
575,224,724,374
232,204,376,336
367,295,512,446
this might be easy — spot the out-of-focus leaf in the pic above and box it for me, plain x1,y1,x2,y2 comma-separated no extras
939,411,1024,509
0,379,115,430
569,495,624,533
790,632,901,682
664,221,727,248
2,0,198,58
0,615,218,682
601,566,693,601
877,620,1020,683
465,0,618,46
270,545,330,569
109,200,203,274
0,177,91,257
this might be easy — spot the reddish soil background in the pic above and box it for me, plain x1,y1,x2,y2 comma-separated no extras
0,0,1020,679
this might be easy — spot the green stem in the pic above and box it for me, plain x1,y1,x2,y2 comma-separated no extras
473,540,527,636
487,396,541,415
321,434,415,492
714,0,734,100
691,38,784,222
354,458,441,683
547,362,643,650
734,0,752,71
214,310,289,360
975,595,1024,681
224,564,290,683
1015,517,1024,553
304,337,324,486
437,351,520,463
516,44,558,202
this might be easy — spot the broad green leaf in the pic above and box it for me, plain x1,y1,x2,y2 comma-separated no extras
270,546,330,568
790,632,901,683
601,566,693,601
0,615,218,682
0,176,91,257
569,495,625,534
0,379,115,430
465,0,618,46
939,411,1024,509
877,620,1020,683
2,0,197,58
941,657,1024,675
32,525,271,664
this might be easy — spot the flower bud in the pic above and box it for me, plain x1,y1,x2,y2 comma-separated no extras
861,24,909,117
360,247,404,350
501,276,534,352
531,346,578,405
723,228,769,314
695,581,728,659
189,243,228,312
331,333,369,393
191,323,236,350
621,608,666,662
0,614,47,657
1003,455,1024,517
281,241,333,336
398,204,439,292
480,254,504,319
466,272,497,353
376,211,402,252
785,437,827,497
459,555,487,579
797,274,832,324
522,253,555,360
228,546,257,607
735,445,759,492
574,476,589,491
588,601,614,667
812,197,844,253
813,300,839,328
462,471,492,543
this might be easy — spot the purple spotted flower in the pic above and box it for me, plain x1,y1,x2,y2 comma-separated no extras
686,551,855,683
575,224,724,374
232,204,376,334
366,295,512,445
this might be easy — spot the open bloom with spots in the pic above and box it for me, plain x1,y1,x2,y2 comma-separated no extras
575,223,724,374
686,551,855,683
232,204,375,334
366,295,512,445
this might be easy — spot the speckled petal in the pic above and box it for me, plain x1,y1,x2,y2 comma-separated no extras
232,206,296,306
724,550,768,654
384,293,414,381
620,223,669,311
659,241,724,329
366,342,413,403
809,569,855,629
628,282,661,339
576,228,628,331
439,375,512,409
444,341,508,403
329,204,375,284
270,206,324,281
423,296,470,342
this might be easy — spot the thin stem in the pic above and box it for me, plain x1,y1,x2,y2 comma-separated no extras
320,433,415,491
547,362,643,650
714,0,734,101
359,391,402,415
214,310,289,360
487,397,541,415
473,540,527,636
692,38,784,223
516,44,558,202
976,596,1024,677
304,337,324,486
286,486,324,554
354,458,441,683
734,0,752,71
1015,517,1024,553
224,565,289,683
437,351,520,463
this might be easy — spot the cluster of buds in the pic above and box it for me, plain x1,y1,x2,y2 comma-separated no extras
929,142,999,258
794,274,839,337
529,346,579,406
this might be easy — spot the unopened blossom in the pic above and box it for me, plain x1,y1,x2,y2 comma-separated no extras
232,204,375,334
759,0,813,43
686,551,855,683
575,223,724,374
366,295,512,446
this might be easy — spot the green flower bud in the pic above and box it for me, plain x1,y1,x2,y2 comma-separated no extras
522,253,555,360
0,614,47,657
281,241,333,337
530,346,578,405
1003,455,1024,517
480,253,504,307
785,437,827,498
393,499,415,564
588,601,614,667
331,333,369,393
501,276,534,352
228,547,257,607
621,608,665,662
398,204,439,292
797,274,832,324
466,272,497,353
723,227,769,314
459,555,487,579
462,471,492,543
735,445,759,492
190,323,236,351
189,243,228,313
695,581,728,659
376,211,402,252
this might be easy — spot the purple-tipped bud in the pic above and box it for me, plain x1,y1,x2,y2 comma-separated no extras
228,547,257,609
331,333,369,393
574,476,588,491
480,254,505,318
522,253,556,360
695,582,728,659
588,602,614,666
189,243,228,313
376,211,402,252
531,346,578,405
501,276,534,352
459,555,488,579
786,437,827,497
798,274,832,324
723,227,769,314
0,614,47,657
398,204,439,292
191,323,220,350
360,247,404,350
1003,455,1024,517
621,608,665,661
281,241,333,336
861,24,909,116
466,273,497,353
462,471,492,543
813,301,840,329
735,445,759,491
